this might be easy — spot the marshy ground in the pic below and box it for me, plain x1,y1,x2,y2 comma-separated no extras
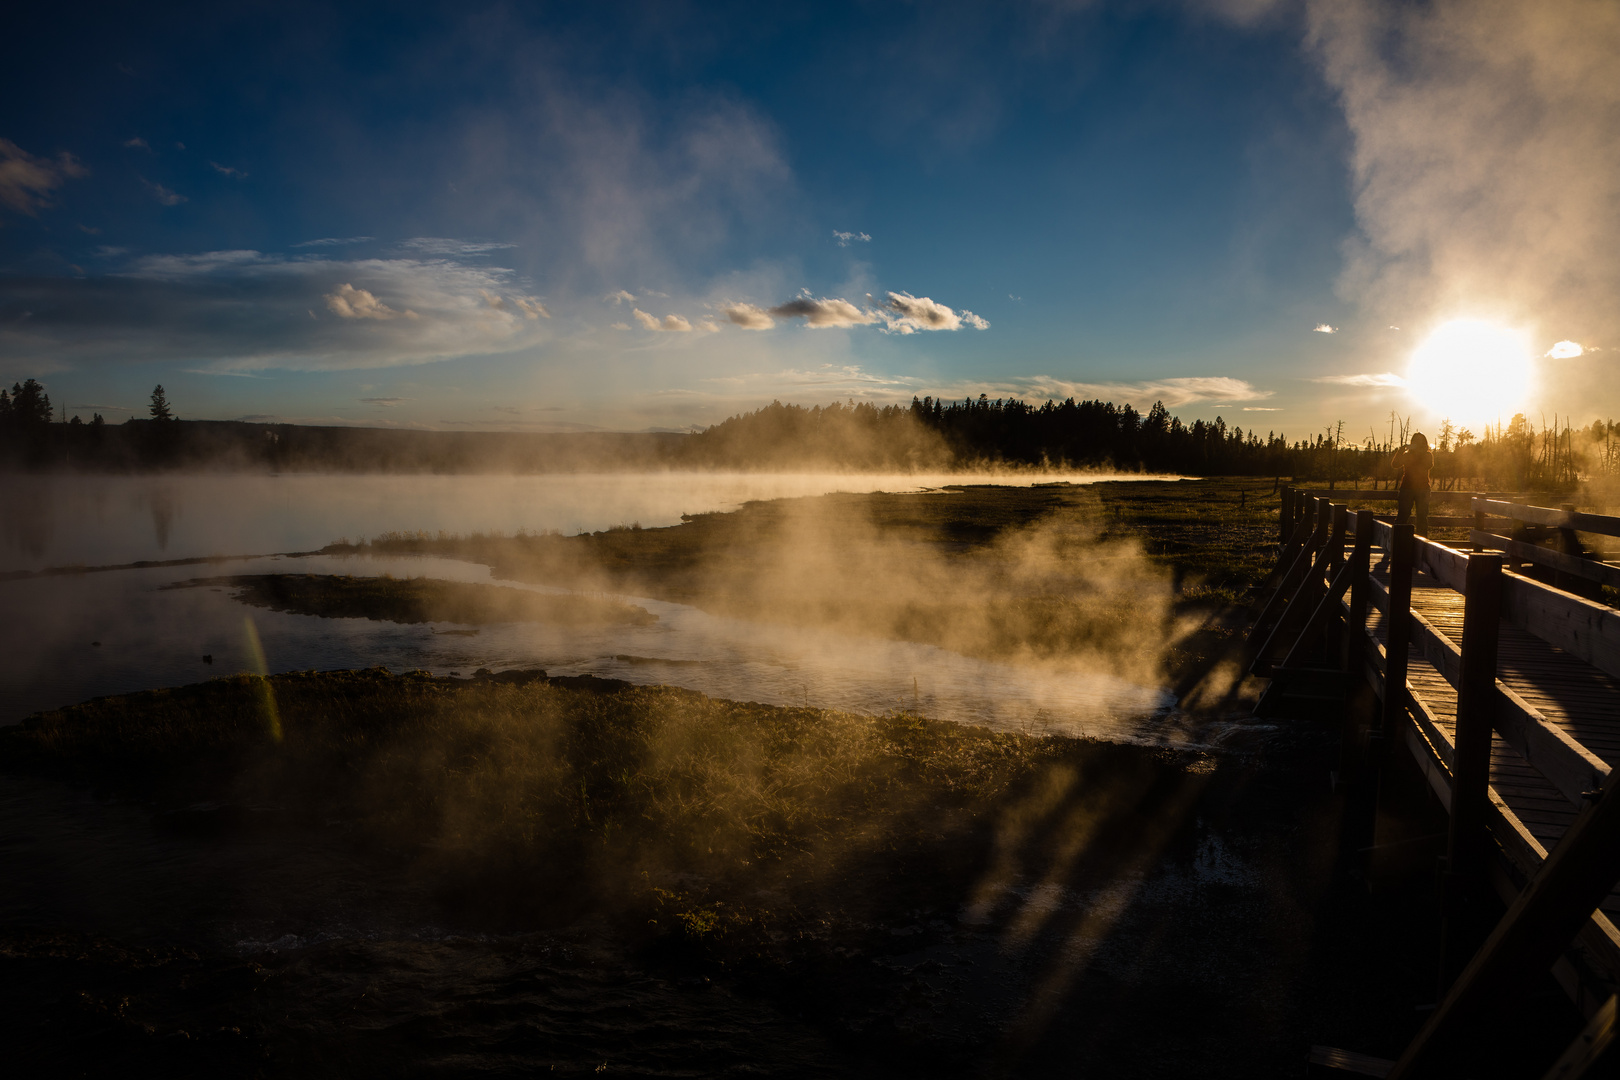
4,477,1501,1076
328,476,1280,706
164,573,657,628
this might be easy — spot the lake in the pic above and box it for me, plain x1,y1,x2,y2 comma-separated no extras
0,470,1141,572
0,471,1187,742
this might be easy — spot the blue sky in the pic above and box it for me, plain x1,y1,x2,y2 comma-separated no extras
2,1,1615,436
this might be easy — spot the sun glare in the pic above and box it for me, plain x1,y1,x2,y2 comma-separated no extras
1406,319,1533,424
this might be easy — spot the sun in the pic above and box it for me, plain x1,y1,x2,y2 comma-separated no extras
1406,319,1533,424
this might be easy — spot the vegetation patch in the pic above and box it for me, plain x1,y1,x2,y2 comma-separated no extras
0,668,1188,937
165,573,657,627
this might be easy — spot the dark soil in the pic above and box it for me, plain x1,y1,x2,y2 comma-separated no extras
1,667,1577,1077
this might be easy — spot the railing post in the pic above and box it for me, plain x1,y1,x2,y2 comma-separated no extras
1439,552,1503,992
1472,494,1485,553
1328,503,1349,576
1379,524,1415,745
1280,487,1294,548
1341,510,1374,674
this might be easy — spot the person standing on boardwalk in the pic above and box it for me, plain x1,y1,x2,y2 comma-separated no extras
1392,432,1433,536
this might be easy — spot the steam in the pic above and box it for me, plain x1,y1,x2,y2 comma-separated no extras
1307,0,1620,352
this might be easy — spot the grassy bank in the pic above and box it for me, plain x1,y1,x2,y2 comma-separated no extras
164,573,656,627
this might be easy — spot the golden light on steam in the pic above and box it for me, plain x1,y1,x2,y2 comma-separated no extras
1406,319,1533,423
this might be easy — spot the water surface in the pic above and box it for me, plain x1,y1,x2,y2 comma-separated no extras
0,470,1138,572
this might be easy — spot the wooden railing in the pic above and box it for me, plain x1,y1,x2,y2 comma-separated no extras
1261,487,1620,1076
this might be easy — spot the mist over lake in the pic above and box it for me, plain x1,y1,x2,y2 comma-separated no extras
0,470,1137,572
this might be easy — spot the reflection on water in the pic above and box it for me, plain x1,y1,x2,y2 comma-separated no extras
0,470,1145,572
0,553,1175,741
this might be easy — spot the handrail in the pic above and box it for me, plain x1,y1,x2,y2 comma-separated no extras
1474,497,1620,541
1372,521,1620,679
1300,489,1532,501
1399,598,1611,807
1471,530,1620,591
1501,575,1620,682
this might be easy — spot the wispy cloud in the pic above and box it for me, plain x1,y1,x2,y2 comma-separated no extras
209,161,248,179
1243,406,1282,412
1311,372,1406,388
833,229,871,247
141,178,186,206
122,137,150,151
401,237,516,256
1545,340,1584,359
1005,375,1269,408
291,236,374,248
633,308,692,331
512,295,549,319
1,247,553,372
359,396,406,406
326,283,417,320
0,138,89,216
607,289,636,304
1312,323,1337,334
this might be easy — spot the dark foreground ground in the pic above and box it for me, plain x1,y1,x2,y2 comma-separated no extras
0,479,1582,1075
2,667,1453,1079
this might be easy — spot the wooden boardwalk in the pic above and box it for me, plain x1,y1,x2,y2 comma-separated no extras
1254,489,1620,1076
1369,574,1620,924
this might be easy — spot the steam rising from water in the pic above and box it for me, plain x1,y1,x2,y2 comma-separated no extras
1309,0,1620,364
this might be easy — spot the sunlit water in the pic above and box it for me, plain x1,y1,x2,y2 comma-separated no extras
0,470,1144,572
0,552,1173,738
0,471,1187,742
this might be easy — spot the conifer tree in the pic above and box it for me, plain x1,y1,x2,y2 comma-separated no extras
149,384,173,421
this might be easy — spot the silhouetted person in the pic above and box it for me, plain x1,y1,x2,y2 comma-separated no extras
1393,432,1433,536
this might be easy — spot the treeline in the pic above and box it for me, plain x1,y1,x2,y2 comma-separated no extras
5,374,1618,486
683,396,1620,489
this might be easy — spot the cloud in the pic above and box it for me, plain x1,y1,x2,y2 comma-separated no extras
880,291,990,334
0,248,553,372
722,302,774,330
633,308,691,331
768,294,876,328
401,237,516,256
326,283,417,320
1243,406,1282,411
1307,1,1620,349
1006,375,1268,408
1545,340,1584,359
123,137,150,150
210,161,248,179
833,230,871,247
0,138,89,216
1312,324,1337,334
360,397,406,406
142,179,187,206
1311,372,1407,387
607,289,636,304
512,295,549,319
291,236,374,248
